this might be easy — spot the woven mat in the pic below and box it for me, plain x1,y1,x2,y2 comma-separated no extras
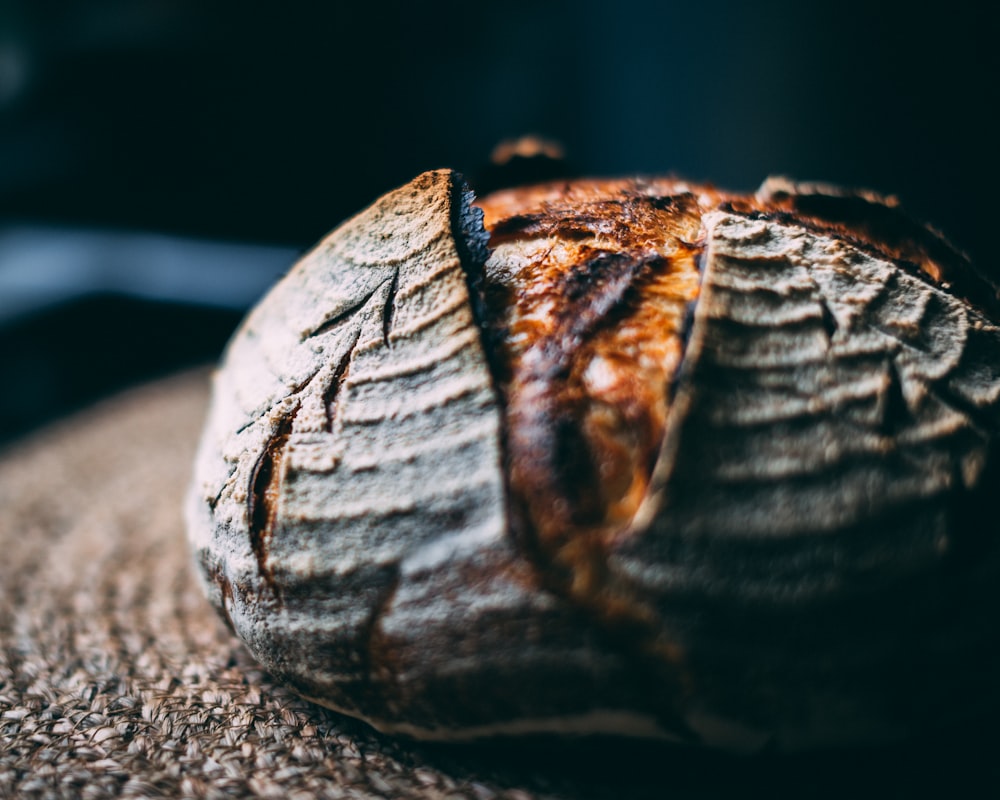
1,370,996,799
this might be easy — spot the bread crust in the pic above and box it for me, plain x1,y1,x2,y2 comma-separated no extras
187,171,1000,748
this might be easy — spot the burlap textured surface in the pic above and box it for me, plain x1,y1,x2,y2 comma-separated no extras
0,370,996,799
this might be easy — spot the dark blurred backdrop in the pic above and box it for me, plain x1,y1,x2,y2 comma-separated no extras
0,0,990,442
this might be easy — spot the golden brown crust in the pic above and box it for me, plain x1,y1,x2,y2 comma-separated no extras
476,180,709,616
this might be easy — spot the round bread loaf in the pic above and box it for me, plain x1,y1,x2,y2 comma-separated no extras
187,170,1000,750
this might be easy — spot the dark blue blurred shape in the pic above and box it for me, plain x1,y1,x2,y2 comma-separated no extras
0,225,296,324
0,226,297,443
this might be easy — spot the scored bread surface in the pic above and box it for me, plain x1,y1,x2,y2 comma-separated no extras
187,169,1000,749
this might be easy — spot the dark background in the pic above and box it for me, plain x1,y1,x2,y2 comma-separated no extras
0,0,990,441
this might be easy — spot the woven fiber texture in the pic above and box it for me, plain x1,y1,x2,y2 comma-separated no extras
0,370,996,799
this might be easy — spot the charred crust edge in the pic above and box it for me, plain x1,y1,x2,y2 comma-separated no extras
247,413,296,597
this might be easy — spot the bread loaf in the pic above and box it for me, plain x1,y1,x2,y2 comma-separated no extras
187,170,1000,749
